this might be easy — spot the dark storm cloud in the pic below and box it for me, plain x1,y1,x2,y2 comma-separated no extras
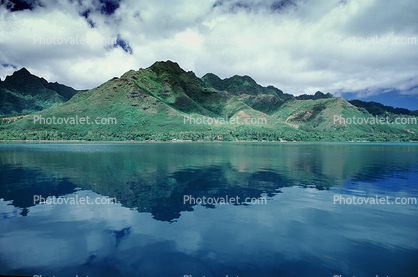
107,35,133,54
0,0,43,11
270,0,297,12
76,0,122,27
1,0,122,20
2,63,17,69
211,0,299,13
76,0,121,17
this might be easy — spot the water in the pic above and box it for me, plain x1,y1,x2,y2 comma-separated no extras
0,142,417,277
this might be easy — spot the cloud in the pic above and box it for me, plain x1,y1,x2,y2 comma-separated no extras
0,0,44,12
0,0,417,102
399,86,418,96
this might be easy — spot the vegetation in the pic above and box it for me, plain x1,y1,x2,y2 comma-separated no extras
0,68,78,115
296,91,333,100
1,126,416,142
1,61,417,142
349,99,416,116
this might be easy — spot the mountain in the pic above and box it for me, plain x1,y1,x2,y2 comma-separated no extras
0,68,78,115
4,60,282,135
348,99,417,116
202,73,294,114
296,91,333,100
340,90,418,111
1,61,417,142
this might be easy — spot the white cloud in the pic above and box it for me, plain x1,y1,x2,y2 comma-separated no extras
0,0,417,100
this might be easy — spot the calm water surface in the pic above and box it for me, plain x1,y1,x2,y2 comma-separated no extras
0,142,417,277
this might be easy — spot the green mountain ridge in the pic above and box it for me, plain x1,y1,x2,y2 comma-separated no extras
1,61,417,142
0,67,79,115
202,72,294,115
296,91,334,100
348,99,418,116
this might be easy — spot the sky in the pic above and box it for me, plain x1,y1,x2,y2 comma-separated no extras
0,0,417,109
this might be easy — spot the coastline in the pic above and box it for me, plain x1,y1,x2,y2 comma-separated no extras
1,139,417,144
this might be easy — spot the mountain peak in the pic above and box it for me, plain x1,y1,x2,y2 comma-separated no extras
151,60,180,67
10,67,32,78
314,91,325,99
0,67,78,115
17,67,30,73
149,60,184,75
202,73,221,80
5,67,36,84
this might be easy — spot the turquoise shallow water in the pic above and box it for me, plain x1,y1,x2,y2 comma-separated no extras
0,142,417,277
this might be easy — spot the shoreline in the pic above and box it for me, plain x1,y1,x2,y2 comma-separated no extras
1,139,417,144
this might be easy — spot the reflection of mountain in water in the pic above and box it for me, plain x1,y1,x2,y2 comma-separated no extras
0,164,77,216
1,143,417,221
126,164,294,222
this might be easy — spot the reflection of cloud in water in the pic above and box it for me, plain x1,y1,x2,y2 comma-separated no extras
0,190,216,276
1,143,418,276
1,187,417,277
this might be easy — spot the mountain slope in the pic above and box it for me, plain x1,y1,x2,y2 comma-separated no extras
0,68,78,115
273,97,418,137
4,61,287,136
1,61,417,142
202,73,294,115
349,99,416,116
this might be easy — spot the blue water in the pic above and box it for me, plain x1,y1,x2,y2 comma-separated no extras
0,142,417,277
